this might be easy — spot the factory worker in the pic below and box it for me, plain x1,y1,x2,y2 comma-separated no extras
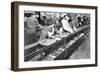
26,13,39,33
47,24,55,38
61,15,74,33
25,13,40,44
39,23,55,41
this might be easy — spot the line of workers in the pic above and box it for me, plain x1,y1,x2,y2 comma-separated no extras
24,12,90,45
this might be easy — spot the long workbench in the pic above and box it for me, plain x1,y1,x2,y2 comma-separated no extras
24,25,90,61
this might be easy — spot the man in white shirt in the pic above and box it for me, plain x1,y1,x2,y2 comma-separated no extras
61,15,74,33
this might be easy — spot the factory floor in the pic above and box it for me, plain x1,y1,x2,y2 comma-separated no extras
69,32,90,59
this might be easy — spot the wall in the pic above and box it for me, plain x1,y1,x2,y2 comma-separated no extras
0,0,99,73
